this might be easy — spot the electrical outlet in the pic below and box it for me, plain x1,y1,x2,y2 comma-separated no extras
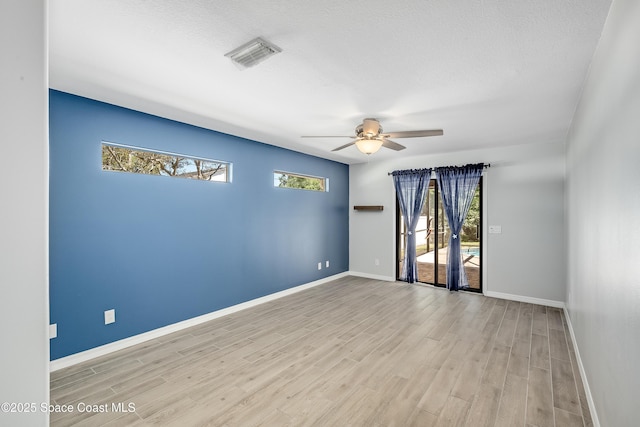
375,258,380,266
49,324,57,339
326,260,329,268
489,225,502,234
318,262,322,270
104,309,116,325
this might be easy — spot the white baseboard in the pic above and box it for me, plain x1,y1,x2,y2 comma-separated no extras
348,271,396,282
562,306,600,427
483,290,564,308
50,272,349,372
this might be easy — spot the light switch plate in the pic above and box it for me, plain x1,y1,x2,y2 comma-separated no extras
489,225,502,234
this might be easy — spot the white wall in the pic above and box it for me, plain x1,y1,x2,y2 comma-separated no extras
350,141,566,304
566,0,640,425
0,1,49,425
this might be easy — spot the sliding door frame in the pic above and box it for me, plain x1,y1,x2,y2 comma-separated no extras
396,177,483,293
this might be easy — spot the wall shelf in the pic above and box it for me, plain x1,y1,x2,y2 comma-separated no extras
353,205,384,211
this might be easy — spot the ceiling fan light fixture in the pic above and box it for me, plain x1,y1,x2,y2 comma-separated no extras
224,37,281,69
303,118,442,154
355,138,383,155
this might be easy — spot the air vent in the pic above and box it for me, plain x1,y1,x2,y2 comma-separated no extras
224,37,282,70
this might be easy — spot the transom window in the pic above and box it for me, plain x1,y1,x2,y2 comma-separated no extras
273,171,328,192
102,142,231,183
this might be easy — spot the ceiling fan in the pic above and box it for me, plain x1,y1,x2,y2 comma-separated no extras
302,118,443,154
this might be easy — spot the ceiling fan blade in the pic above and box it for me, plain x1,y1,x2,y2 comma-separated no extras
383,129,444,138
381,139,406,151
301,135,354,138
331,141,356,152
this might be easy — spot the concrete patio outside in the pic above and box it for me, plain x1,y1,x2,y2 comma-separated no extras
411,247,481,289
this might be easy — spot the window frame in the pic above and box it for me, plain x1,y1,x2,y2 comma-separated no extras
101,141,232,183
273,170,329,192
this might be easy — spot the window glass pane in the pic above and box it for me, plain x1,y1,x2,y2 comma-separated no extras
102,142,230,182
274,171,327,192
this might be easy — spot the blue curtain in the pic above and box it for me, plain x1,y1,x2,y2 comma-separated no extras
435,163,483,291
391,168,432,283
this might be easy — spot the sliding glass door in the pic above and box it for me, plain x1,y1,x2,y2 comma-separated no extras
397,178,482,291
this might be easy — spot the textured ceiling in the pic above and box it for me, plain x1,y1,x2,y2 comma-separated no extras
49,0,612,164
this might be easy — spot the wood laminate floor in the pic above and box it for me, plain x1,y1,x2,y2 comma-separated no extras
50,276,592,426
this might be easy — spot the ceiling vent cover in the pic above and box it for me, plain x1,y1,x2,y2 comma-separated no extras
224,37,282,70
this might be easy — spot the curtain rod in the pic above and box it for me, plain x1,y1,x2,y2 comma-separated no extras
387,163,490,176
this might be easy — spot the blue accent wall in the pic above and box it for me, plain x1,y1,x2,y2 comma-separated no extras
49,90,349,360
